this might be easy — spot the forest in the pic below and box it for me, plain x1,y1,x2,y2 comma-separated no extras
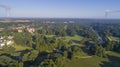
0,19,120,67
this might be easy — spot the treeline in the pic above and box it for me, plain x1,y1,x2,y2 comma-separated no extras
91,23,120,52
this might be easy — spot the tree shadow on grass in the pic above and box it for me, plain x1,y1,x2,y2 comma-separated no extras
0,53,19,61
100,55,120,67
0,49,33,62
22,51,49,67
16,49,32,56
80,47,92,56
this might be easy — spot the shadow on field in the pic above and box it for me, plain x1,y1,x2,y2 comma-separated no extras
81,47,92,55
23,51,49,67
100,55,120,67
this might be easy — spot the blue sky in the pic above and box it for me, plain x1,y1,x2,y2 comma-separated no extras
0,0,120,18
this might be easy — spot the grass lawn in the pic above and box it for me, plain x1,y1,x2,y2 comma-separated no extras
65,56,108,67
63,35,83,41
107,36,120,42
11,45,31,51
9,45,32,56
45,35,55,37
45,35,85,46
61,35,84,46
106,51,120,57
65,51,120,67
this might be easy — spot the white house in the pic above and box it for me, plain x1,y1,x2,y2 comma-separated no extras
0,36,14,47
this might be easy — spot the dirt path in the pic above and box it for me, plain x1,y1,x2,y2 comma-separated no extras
80,56,92,58
75,56,92,59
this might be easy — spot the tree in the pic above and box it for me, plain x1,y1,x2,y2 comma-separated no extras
63,51,68,58
19,62,24,67
95,45,106,57
40,60,54,67
2,46,15,54
105,41,114,51
68,40,73,44
68,48,74,60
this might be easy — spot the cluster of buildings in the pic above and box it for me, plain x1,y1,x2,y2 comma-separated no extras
0,36,14,48
12,26,35,33
15,26,25,33
27,28,35,33
0,25,35,48
0,20,31,23
63,21,75,24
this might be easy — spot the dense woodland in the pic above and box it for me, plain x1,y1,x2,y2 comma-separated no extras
0,19,120,67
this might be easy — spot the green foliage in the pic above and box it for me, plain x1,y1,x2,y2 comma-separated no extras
13,32,32,47
40,59,55,67
22,50,39,62
1,46,15,54
67,40,73,44
19,62,24,67
0,56,16,67
0,20,120,67
63,51,68,58
95,46,106,57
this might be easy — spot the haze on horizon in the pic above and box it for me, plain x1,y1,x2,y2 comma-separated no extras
0,0,120,18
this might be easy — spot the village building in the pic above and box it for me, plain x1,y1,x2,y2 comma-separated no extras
27,28,35,33
0,36,14,48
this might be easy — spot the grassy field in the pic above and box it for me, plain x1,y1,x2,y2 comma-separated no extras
11,45,31,51
65,56,108,67
65,51,120,67
45,35,55,37
63,35,84,41
107,36,120,42
8,45,32,56
45,35,85,46
106,51,120,57
61,35,84,46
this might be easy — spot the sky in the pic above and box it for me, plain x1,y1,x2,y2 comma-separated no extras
0,0,120,18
